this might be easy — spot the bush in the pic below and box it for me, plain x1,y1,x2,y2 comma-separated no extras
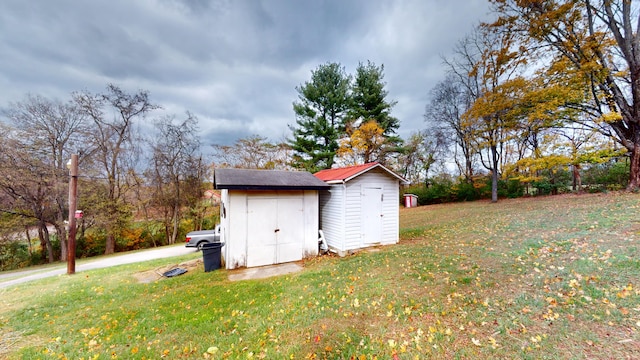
452,181,481,202
76,231,106,258
502,179,525,198
0,241,33,270
582,161,629,190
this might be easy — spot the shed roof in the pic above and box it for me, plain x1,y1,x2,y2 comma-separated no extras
214,168,329,190
314,162,409,184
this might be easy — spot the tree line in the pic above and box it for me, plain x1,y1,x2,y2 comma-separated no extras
424,0,639,202
0,85,208,266
1,0,637,268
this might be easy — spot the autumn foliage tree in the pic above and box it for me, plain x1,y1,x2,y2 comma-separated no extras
489,0,640,189
337,120,386,165
290,61,400,171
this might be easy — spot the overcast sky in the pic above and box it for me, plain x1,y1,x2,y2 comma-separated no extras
0,0,492,147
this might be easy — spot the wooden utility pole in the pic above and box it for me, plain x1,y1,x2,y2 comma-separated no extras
67,154,78,275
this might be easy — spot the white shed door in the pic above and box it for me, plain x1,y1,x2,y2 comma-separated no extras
246,196,304,267
362,187,383,245
276,197,304,263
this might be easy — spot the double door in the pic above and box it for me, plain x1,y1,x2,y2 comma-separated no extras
246,196,304,267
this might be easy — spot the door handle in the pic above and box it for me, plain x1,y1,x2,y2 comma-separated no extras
274,228,280,233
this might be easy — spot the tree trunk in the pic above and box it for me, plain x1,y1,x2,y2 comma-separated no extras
572,164,582,193
105,233,115,254
57,224,67,262
24,226,32,256
491,145,499,203
628,142,640,190
170,205,179,244
38,222,54,263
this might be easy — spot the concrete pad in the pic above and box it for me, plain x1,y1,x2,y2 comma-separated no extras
228,263,303,281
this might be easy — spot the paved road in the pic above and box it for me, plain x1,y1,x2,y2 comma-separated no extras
0,245,197,289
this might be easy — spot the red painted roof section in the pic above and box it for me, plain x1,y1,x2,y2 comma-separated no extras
314,162,380,182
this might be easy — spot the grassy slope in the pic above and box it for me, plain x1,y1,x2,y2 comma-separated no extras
1,193,639,359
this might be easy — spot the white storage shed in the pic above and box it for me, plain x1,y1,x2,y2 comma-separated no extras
214,168,329,269
314,162,409,255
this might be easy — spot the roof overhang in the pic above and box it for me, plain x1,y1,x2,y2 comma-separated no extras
214,168,330,191
315,162,409,185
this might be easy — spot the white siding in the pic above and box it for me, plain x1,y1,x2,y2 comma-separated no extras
319,185,346,250
302,190,320,257
319,167,401,253
222,190,319,269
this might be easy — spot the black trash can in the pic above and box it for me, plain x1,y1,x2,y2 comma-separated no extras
201,242,224,272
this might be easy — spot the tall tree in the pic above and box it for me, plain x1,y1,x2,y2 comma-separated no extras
74,84,159,254
347,61,402,164
150,112,202,245
3,95,88,261
289,62,352,172
489,0,640,189
446,30,525,202
425,76,477,181
0,130,56,262
350,61,400,136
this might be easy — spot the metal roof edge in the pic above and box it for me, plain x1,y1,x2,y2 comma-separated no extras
343,163,409,184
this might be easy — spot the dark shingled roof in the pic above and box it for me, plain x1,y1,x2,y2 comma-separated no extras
214,168,329,190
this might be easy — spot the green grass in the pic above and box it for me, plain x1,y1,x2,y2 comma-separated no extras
1,192,640,359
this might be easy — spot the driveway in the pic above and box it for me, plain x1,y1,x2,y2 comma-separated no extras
0,245,197,289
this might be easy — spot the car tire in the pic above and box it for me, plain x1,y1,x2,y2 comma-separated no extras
197,242,207,251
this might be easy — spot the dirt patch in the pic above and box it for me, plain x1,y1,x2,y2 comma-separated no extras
0,329,42,358
133,258,203,283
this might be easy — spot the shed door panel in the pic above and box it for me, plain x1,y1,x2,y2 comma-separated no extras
276,197,304,263
362,187,383,245
246,198,277,267
246,196,305,267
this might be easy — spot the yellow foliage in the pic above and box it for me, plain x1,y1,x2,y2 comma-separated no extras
337,120,385,164
599,112,623,123
505,155,571,182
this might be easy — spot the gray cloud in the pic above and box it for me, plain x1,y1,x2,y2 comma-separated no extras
0,0,491,149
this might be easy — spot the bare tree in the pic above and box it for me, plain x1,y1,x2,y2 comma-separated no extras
0,130,56,262
392,131,441,185
212,135,292,169
425,76,477,181
149,112,203,244
3,95,88,261
74,84,159,254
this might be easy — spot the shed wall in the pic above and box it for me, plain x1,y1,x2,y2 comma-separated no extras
221,190,319,269
319,184,346,250
319,168,400,252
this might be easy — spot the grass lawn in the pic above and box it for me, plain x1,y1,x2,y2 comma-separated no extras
1,192,639,359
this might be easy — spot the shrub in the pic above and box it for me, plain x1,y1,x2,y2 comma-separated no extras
76,231,106,258
0,239,44,270
452,181,481,202
582,161,629,190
